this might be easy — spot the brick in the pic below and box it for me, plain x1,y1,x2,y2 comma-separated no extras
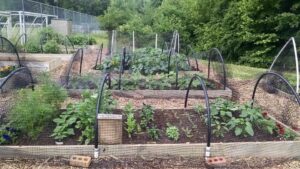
70,155,92,168
205,157,227,168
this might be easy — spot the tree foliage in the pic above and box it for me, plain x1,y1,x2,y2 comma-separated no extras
100,0,300,67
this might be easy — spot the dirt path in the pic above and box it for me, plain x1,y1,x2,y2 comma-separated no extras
1,157,300,169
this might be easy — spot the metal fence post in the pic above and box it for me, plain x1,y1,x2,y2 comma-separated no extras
132,31,135,52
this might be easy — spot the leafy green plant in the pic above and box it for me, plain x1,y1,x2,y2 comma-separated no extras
43,40,60,53
51,90,116,144
147,126,160,140
182,127,193,138
281,128,297,140
0,65,16,78
9,74,67,139
166,123,180,141
194,104,205,115
209,98,277,138
69,34,96,45
124,102,137,138
25,40,42,53
140,104,154,130
0,127,17,145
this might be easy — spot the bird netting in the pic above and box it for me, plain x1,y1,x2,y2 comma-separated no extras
60,48,84,86
207,48,227,90
0,67,34,93
269,37,299,94
252,72,300,135
0,36,21,67
14,33,28,53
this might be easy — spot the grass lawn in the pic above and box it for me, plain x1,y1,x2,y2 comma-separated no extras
226,63,267,80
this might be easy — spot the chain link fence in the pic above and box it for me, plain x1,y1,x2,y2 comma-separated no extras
0,0,99,41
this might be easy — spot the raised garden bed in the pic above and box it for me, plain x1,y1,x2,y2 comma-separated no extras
65,73,232,99
2,106,294,146
0,53,73,72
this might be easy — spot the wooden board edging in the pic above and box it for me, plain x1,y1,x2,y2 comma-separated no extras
67,88,232,99
1,141,300,159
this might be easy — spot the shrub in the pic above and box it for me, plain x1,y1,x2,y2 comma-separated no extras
39,27,61,44
69,34,96,46
43,40,61,53
8,74,67,139
25,40,41,53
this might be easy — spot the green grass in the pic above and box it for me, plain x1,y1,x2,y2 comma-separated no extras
91,31,108,47
199,59,267,80
226,63,266,80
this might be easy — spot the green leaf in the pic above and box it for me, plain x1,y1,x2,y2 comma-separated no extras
235,127,242,136
245,125,254,136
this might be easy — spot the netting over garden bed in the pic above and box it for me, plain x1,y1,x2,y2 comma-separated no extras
269,37,300,94
0,36,21,67
252,72,300,135
0,67,34,93
60,48,84,86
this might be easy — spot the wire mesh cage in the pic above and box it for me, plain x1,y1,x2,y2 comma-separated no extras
269,37,300,94
252,72,300,133
0,67,34,93
60,48,84,87
207,48,227,90
0,36,21,67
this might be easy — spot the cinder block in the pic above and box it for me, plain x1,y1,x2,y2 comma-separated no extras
70,155,92,168
205,157,227,168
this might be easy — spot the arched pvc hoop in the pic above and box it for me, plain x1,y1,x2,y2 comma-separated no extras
118,47,126,90
251,72,300,107
207,48,227,90
64,48,84,86
0,36,21,67
0,67,34,92
94,43,104,69
64,36,75,54
15,33,27,48
94,73,111,158
184,74,212,159
269,37,299,93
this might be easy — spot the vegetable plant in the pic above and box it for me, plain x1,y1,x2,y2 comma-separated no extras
182,127,193,138
124,102,137,138
166,123,180,141
209,98,277,138
140,104,155,130
147,126,160,140
9,73,67,139
51,90,116,144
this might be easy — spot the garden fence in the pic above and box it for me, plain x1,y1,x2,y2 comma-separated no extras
0,0,99,42
109,30,175,57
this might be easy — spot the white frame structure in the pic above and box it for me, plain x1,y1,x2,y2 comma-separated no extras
0,0,99,44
